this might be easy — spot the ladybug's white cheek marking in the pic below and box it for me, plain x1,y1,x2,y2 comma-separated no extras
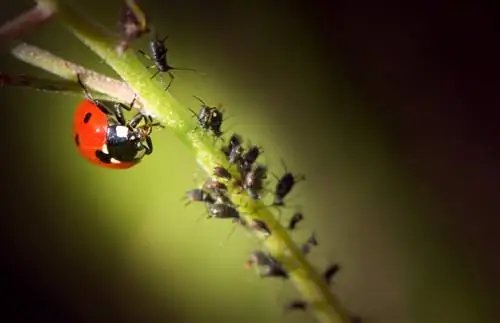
110,158,121,164
116,125,129,138
102,144,109,154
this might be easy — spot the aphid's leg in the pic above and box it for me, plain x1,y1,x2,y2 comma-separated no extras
150,69,161,80
137,49,152,60
294,174,307,182
220,222,239,246
164,71,175,91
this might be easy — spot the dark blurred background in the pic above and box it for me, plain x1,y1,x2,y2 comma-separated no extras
0,1,498,323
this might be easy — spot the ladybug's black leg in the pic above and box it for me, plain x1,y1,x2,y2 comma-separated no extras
76,73,96,101
128,112,145,128
143,136,153,155
112,102,128,125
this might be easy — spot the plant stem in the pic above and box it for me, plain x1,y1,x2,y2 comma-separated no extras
0,72,112,100
11,43,135,105
14,1,354,322
0,0,57,40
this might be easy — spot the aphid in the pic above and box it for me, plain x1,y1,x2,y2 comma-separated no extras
323,263,340,285
207,202,240,220
116,0,150,54
222,133,242,157
287,212,304,230
138,32,198,91
213,166,232,180
249,219,271,237
73,74,161,169
229,144,243,165
300,233,318,254
272,160,306,206
204,179,228,194
284,300,308,311
245,251,288,279
243,164,268,200
306,233,318,246
183,188,215,206
240,145,263,173
188,96,224,139
222,133,243,165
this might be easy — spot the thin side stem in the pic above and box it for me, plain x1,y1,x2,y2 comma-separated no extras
11,43,135,106
0,72,112,100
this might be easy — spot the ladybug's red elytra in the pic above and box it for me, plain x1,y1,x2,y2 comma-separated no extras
72,74,161,169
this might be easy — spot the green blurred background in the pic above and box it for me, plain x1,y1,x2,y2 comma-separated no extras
0,1,498,323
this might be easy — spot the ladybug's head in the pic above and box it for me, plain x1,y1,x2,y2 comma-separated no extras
135,123,154,138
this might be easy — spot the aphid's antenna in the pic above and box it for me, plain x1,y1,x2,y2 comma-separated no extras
192,95,208,107
220,221,239,246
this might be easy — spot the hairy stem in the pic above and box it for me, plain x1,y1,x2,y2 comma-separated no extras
7,1,353,322
11,43,136,105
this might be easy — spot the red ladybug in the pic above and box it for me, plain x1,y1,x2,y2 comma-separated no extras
72,75,160,169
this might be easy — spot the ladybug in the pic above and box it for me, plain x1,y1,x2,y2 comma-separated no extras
72,74,161,169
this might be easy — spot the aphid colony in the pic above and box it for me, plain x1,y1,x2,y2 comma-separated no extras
72,2,361,322
184,136,360,322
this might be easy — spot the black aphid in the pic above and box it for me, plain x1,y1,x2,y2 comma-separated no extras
213,166,232,180
249,219,271,237
241,145,262,173
188,96,224,138
207,202,240,220
272,160,306,206
222,133,242,158
183,188,215,206
243,164,268,200
204,179,228,194
323,264,340,285
138,32,198,91
287,212,304,230
301,233,318,254
245,251,288,279
284,300,308,311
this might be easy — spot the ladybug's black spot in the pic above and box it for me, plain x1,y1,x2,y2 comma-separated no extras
74,134,80,146
95,150,112,164
83,112,92,123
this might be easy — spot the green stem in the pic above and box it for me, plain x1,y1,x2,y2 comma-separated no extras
22,1,353,322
